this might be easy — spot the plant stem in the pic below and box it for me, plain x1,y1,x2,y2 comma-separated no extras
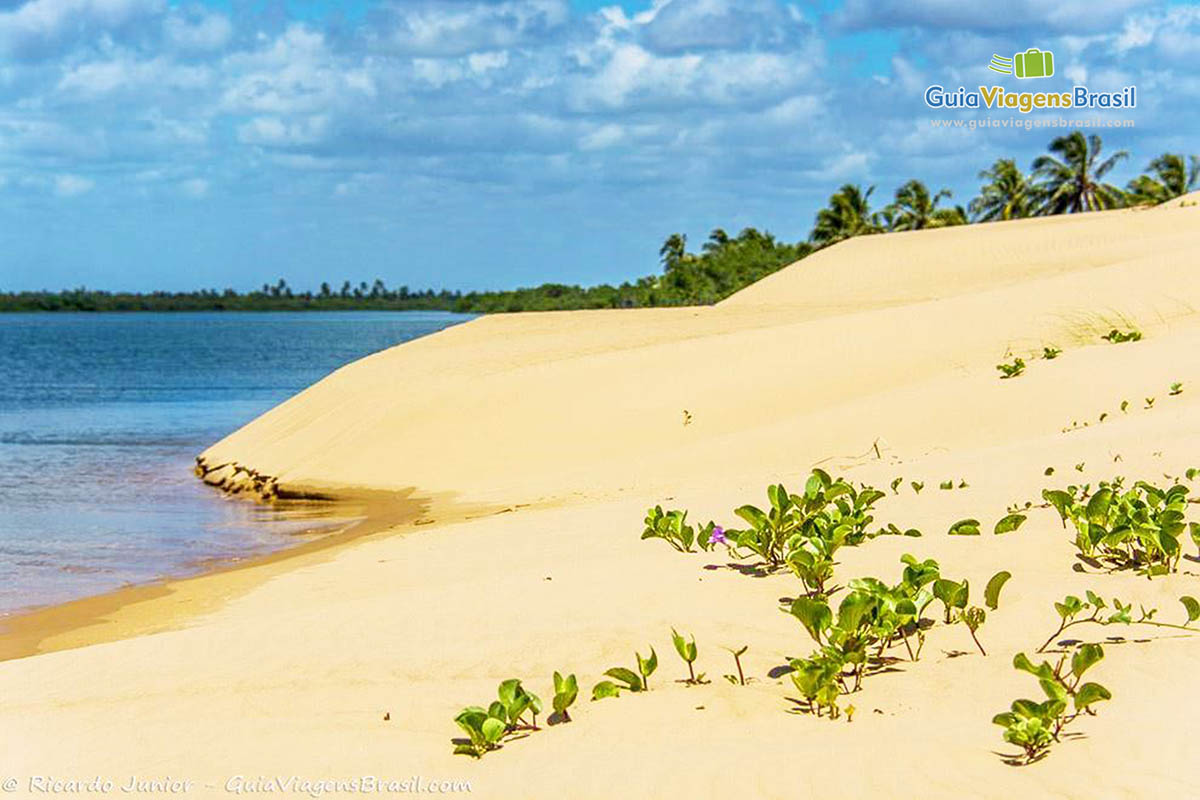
900,628,915,661
967,626,987,656
687,662,695,683
1038,616,1196,652
734,653,745,686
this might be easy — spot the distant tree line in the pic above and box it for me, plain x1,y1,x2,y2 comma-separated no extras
3,132,1195,315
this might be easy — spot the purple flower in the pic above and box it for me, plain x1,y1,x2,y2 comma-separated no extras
707,526,727,546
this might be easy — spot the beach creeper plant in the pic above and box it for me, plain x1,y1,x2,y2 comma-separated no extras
785,555,1011,719
641,507,720,553
1101,328,1142,343
996,357,1026,379
549,672,578,724
592,648,658,700
725,471,889,593
1037,591,1200,652
722,645,749,686
993,646,1111,764
1042,477,1196,576
453,679,543,757
670,629,705,685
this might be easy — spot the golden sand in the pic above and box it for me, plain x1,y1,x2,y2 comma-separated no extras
3,197,1200,798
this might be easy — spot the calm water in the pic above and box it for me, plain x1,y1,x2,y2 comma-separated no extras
0,311,473,615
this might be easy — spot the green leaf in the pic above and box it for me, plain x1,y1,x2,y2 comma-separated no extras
1071,643,1104,678
948,518,981,536
591,681,621,700
637,648,658,680
1039,677,1067,703
497,679,521,708
1074,682,1112,711
934,578,969,609
1181,596,1200,623
984,570,1012,610
1054,595,1083,620
836,591,876,632
734,505,768,530
481,717,507,744
1085,488,1113,525
1013,653,1055,681
789,597,833,644
993,514,1027,535
1042,490,1074,526
671,628,697,663
553,674,578,715
604,668,642,691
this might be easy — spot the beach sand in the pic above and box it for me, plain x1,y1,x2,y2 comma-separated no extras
3,197,1200,798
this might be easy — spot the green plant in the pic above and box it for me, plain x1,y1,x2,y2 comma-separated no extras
947,518,981,536
723,645,748,686
1102,328,1142,343
550,672,578,724
1042,346,1062,359
641,506,720,553
1042,478,1196,576
1044,467,1055,476
911,481,924,494
890,477,903,494
786,556,1009,719
939,480,954,490
994,514,1027,534
637,647,658,689
453,679,543,757
593,647,657,699
591,681,621,700
1038,590,1200,652
993,646,1111,764
1120,400,1129,413
726,471,886,595
1170,382,1183,396
453,708,508,758
997,357,1026,379
671,629,705,685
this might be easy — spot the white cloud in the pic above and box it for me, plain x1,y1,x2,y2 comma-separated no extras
236,115,331,147
180,177,209,197
836,0,1152,33
370,0,568,57
163,10,232,54
57,55,211,97
0,0,165,59
54,173,94,196
579,123,624,150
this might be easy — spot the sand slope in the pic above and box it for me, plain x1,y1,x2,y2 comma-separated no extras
5,201,1200,798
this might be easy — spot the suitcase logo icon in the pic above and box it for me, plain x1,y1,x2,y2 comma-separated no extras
988,49,1055,79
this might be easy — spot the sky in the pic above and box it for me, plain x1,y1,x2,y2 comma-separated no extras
0,0,1196,293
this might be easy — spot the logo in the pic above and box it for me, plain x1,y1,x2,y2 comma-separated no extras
922,47,1136,114
988,48,1055,79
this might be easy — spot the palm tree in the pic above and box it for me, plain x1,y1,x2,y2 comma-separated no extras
810,184,879,246
885,180,966,230
659,233,688,272
970,158,1038,221
1032,132,1128,214
702,228,730,252
1126,153,1200,205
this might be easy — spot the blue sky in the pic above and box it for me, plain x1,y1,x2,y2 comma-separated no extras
1,0,1196,293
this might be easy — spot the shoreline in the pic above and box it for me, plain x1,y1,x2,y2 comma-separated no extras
0,486,501,663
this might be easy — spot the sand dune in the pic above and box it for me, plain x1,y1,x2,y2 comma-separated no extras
4,200,1200,798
